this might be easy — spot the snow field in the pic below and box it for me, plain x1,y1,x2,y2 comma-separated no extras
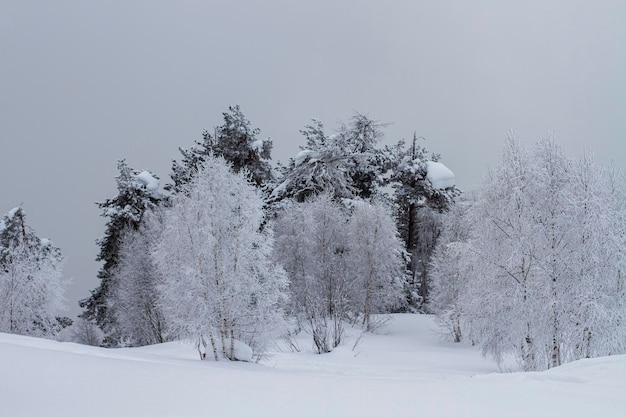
1,314,624,417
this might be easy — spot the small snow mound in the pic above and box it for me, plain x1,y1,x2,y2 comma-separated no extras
269,180,289,200
294,149,318,166
251,139,265,152
231,339,253,362
426,161,455,189
208,338,253,362
136,171,162,198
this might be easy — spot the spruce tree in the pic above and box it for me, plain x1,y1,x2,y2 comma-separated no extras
269,114,386,204
167,105,274,194
79,160,162,346
212,105,273,187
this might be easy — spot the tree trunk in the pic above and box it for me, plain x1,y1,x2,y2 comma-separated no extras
196,335,207,360
230,324,236,360
208,330,220,361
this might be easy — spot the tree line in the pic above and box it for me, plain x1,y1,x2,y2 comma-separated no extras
3,106,623,371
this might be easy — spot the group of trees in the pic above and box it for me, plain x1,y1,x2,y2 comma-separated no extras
78,106,457,358
274,196,406,353
4,105,624,372
429,137,626,370
269,117,458,309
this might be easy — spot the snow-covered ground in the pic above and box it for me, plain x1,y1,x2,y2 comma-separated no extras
1,314,624,417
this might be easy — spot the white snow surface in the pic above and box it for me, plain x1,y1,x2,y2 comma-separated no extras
426,161,455,189
1,314,624,417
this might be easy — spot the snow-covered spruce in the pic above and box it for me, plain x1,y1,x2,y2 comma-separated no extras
269,114,386,204
79,160,163,347
387,134,460,309
168,105,273,194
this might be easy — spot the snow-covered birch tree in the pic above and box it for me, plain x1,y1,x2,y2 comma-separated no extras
449,136,626,370
154,156,287,361
109,212,169,346
428,199,474,343
275,195,407,351
345,200,406,330
274,194,349,353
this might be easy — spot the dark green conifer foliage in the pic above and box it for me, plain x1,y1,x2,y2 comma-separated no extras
269,114,386,205
167,105,274,194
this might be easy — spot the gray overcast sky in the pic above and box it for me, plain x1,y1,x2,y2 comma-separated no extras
1,1,625,317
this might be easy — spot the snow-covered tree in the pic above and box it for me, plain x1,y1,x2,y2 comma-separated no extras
559,151,626,361
428,198,474,342
62,317,105,346
211,105,273,187
167,105,273,194
448,136,626,370
167,142,209,195
154,156,287,361
387,135,460,309
269,114,386,205
458,137,563,370
79,161,162,346
274,195,350,353
109,212,169,346
345,200,406,330
274,194,406,351
0,206,68,338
